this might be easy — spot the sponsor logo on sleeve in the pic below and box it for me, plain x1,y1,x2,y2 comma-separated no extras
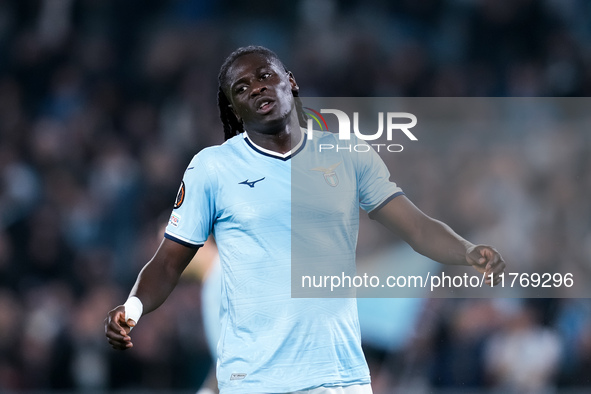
169,212,181,227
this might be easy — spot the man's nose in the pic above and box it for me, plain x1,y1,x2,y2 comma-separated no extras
250,83,267,96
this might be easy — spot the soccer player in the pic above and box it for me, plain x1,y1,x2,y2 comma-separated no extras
105,46,505,394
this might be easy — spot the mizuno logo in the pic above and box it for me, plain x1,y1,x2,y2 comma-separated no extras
239,177,265,188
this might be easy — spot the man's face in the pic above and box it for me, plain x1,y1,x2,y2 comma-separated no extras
225,53,298,134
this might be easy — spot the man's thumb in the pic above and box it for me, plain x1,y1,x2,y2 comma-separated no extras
127,319,136,328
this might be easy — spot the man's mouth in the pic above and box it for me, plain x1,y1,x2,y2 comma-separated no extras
256,99,275,114
255,97,275,114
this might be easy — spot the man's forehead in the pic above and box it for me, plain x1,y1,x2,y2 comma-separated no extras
227,54,282,80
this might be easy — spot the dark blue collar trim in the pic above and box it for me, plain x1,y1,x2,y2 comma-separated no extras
243,131,307,161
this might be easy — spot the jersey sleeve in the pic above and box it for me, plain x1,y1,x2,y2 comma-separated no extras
164,153,216,248
355,137,404,215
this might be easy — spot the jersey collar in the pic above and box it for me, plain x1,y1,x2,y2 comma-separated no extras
243,128,307,161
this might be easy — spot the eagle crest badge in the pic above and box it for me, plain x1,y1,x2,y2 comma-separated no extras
310,162,342,187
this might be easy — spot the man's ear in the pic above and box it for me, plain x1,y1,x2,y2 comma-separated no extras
288,71,299,93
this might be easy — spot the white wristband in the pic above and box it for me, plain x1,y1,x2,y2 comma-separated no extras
123,296,143,326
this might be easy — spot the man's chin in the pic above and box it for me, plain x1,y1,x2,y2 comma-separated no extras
245,113,292,134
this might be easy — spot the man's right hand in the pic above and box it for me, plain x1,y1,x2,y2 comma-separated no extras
105,305,136,350
103,238,199,351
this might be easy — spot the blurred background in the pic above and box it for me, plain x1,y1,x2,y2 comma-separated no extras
0,0,590,393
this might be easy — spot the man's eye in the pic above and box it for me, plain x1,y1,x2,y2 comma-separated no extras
261,73,271,79
236,86,247,94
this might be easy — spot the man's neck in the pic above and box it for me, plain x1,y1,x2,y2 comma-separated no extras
244,117,302,154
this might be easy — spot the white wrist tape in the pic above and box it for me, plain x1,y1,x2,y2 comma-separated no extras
123,296,143,326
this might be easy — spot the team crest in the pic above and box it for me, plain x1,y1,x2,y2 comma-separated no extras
310,162,341,187
174,181,185,209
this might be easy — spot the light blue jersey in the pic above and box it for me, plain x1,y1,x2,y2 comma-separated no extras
165,129,402,393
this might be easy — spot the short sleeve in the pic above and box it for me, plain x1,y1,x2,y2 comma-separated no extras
355,138,404,215
164,154,216,248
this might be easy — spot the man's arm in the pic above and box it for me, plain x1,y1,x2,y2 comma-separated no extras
371,195,505,285
105,238,198,350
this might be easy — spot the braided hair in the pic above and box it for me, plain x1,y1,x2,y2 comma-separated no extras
217,46,308,141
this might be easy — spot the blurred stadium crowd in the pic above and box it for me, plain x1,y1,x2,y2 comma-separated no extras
0,0,590,392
